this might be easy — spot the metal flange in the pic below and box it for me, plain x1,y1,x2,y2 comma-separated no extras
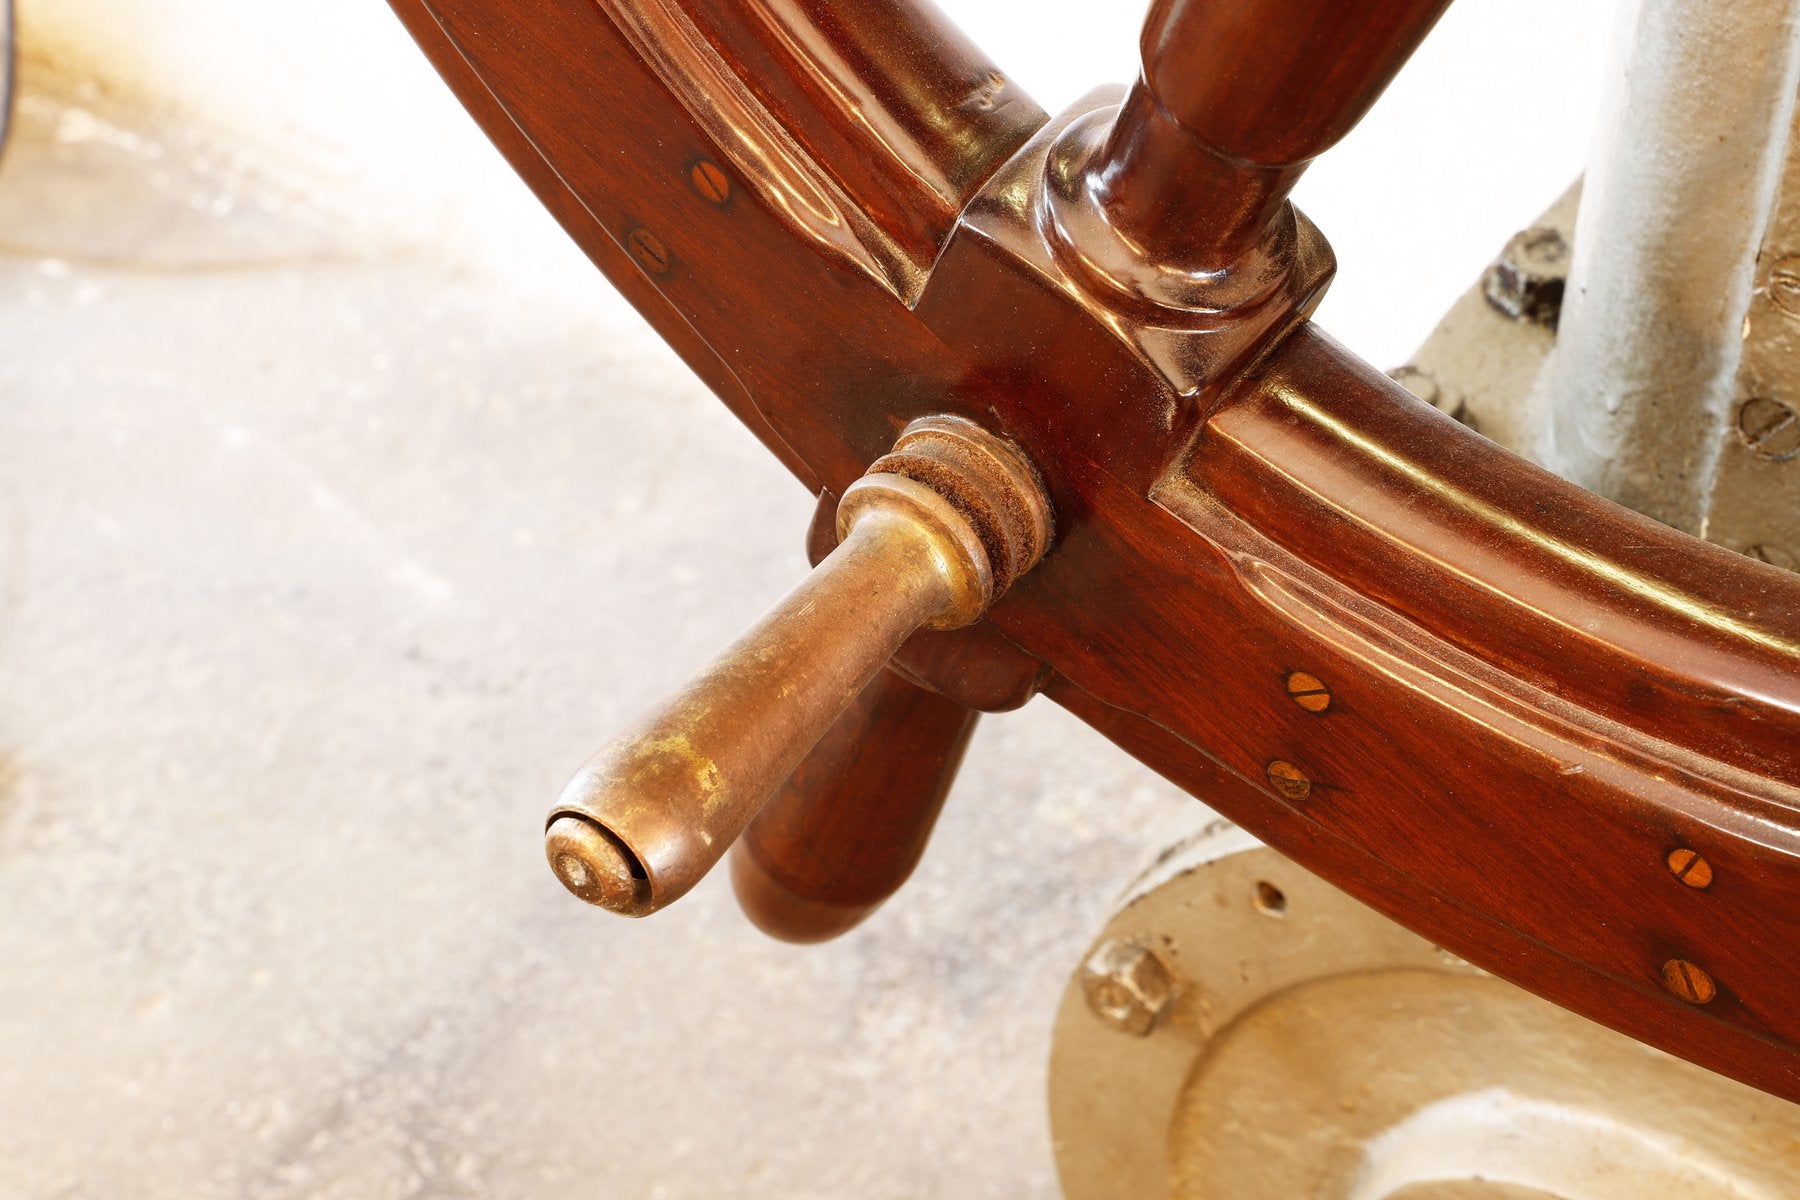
1050,822,1800,1200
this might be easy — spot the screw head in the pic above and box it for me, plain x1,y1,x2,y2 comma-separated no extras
689,160,731,204
1285,671,1332,713
1484,226,1569,327
1666,848,1714,890
1080,941,1176,1036
1662,958,1717,1004
627,227,670,274
1265,759,1312,803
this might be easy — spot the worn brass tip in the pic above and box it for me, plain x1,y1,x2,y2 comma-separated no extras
545,815,651,915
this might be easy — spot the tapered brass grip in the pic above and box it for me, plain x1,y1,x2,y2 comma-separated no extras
545,416,1051,917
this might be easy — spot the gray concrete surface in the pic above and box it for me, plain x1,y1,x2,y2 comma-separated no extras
0,55,1204,1199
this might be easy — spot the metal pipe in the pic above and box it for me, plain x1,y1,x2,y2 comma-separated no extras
1539,0,1800,534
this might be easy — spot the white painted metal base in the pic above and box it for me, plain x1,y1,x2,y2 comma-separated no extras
1050,823,1800,1200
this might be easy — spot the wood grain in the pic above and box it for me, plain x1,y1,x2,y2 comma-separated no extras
1096,0,1454,272
390,0,1800,1100
732,666,978,943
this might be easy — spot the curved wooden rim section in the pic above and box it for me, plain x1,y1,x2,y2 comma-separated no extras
390,0,1800,1100
1199,328,1800,788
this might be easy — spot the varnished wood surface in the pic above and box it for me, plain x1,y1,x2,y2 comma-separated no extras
680,0,1045,284
732,666,978,942
391,0,1800,1099
1201,329,1800,779
1097,0,1453,271
1139,0,1454,162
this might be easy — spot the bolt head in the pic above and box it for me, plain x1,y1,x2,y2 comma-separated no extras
1735,396,1800,462
1080,940,1176,1036
1484,226,1569,327
1766,256,1800,318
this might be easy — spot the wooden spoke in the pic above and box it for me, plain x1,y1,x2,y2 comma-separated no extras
732,667,978,943
1096,0,1456,270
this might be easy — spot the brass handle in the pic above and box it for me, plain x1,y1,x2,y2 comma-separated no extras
545,416,1051,916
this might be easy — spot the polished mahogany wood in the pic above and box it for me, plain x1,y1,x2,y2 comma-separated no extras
732,666,978,942
682,0,1045,286
727,486,1024,941
391,0,1800,1100
1095,0,1453,270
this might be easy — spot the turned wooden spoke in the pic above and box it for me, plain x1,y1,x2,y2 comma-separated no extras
1097,0,1456,270
732,666,979,943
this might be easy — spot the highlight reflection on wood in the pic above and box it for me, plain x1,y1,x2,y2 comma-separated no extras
732,667,978,943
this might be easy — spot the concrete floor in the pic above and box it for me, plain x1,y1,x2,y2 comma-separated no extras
0,55,1206,1199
